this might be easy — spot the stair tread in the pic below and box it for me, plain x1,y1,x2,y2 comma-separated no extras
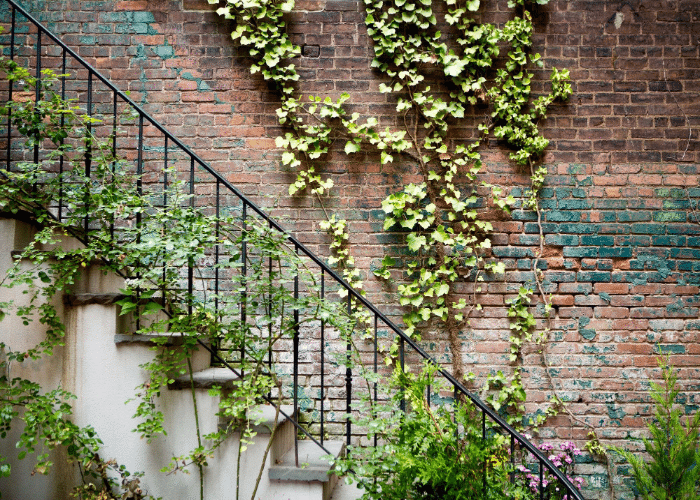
169,367,240,389
269,440,344,482
247,404,296,434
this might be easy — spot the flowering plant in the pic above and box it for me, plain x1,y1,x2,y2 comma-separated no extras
516,441,585,500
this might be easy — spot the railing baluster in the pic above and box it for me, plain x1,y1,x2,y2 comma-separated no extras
84,70,92,238
5,6,15,171
399,336,405,413
482,410,487,494
241,201,247,374
33,30,40,165
373,313,378,447
346,292,352,447
135,111,143,330
109,89,117,239
510,434,515,490
58,48,66,222
293,245,299,467
540,460,544,500
187,156,194,319
320,270,325,446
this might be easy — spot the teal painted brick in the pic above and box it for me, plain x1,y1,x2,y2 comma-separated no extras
577,271,611,282
559,199,592,210
611,271,668,284
563,247,598,258
600,212,617,222
631,224,666,235
132,11,156,23
572,188,587,198
667,224,700,235
599,247,633,258
524,222,558,233
629,260,644,270
512,211,537,221
492,247,534,258
517,259,532,270
559,223,600,234
652,235,686,246
539,199,557,209
655,187,687,199
596,199,628,209
663,200,690,209
617,235,651,246
554,187,571,198
539,187,555,198
513,234,540,245
598,260,614,270
99,12,129,22
581,235,615,246
600,223,629,234
654,345,686,354
653,211,686,222
617,211,651,222
544,234,579,246
678,261,693,271
547,271,577,282
546,211,581,222
581,260,597,269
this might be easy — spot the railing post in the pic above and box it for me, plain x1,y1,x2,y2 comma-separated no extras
33,30,41,165
84,70,93,238
293,245,300,466
241,201,247,374
6,6,15,171
320,270,325,446
346,292,352,447
58,48,66,222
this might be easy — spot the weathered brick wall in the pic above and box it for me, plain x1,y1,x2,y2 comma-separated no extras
3,0,700,498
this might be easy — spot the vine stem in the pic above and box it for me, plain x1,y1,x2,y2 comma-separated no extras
529,160,615,500
187,356,205,500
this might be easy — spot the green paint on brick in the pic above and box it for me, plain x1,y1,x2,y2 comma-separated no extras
653,211,686,222
600,292,611,303
654,345,686,354
563,247,598,258
599,247,633,258
631,223,666,235
546,210,581,222
544,234,579,246
581,235,614,246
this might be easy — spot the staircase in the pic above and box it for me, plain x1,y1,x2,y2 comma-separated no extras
0,1,585,499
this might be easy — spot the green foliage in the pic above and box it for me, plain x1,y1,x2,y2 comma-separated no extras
613,360,700,500
0,57,353,496
212,0,571,355
333,363,534,500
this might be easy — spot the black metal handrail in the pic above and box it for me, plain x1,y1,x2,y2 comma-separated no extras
0,1,585,498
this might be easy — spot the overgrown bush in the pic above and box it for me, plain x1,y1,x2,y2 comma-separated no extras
614,360,700,500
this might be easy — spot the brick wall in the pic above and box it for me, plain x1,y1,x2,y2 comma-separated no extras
3,0,700,498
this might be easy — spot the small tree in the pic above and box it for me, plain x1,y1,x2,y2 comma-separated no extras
615,360,700,500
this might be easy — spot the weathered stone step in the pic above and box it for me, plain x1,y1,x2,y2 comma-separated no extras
168,366,240,389
269,440,344,483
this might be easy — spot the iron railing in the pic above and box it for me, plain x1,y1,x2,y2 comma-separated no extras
0,1,585,498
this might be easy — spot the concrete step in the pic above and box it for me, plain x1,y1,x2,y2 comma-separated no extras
168,366,241,389
267,440,345,500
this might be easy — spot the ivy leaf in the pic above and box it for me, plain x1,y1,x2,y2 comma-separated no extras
344,141,360,155
467,0,480,10
406,233,426,252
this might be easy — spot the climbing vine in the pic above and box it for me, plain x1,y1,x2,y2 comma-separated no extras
210,0,571,413
0,59,354,499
